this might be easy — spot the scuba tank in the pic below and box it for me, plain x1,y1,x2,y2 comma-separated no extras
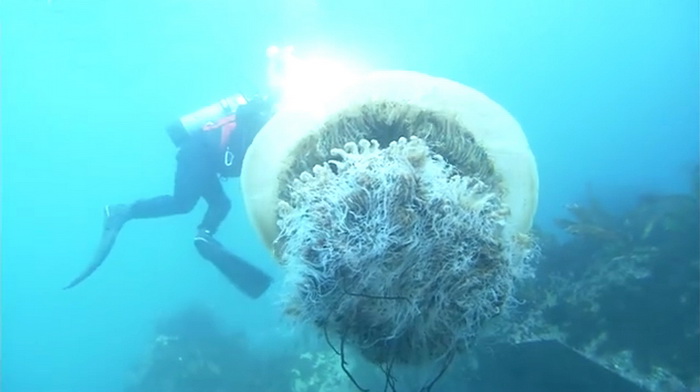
165,94,276,177
167,94,247,147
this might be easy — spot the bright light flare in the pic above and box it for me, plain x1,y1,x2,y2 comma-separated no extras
266,45,367,113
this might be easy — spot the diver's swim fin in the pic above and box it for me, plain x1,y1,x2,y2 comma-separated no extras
63,205,130,290
63,228,119,289
194,236,273,299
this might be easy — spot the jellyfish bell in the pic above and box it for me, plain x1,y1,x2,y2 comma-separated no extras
241,70,539,366
244,70,538,249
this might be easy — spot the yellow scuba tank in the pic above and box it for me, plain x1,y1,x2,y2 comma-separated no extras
167,94,248,146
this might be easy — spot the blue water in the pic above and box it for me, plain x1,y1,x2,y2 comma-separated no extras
1,1,697,391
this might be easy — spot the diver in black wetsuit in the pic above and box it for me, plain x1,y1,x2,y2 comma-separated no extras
109,96,272,240
111,126,232,238
64,95,276,298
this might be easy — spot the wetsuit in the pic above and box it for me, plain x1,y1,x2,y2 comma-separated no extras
63,97,274,297
129,125,231,234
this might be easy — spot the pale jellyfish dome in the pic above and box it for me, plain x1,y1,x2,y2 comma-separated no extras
241,70,539,366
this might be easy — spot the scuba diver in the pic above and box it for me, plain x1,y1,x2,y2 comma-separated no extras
63,94,277,299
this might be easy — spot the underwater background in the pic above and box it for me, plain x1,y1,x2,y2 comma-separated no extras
1,0,698,391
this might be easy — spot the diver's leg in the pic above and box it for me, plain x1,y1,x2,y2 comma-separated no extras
197,176,232,235
107,142,208,228
128,150,206,219
69,141,210,290
193,176,272,298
